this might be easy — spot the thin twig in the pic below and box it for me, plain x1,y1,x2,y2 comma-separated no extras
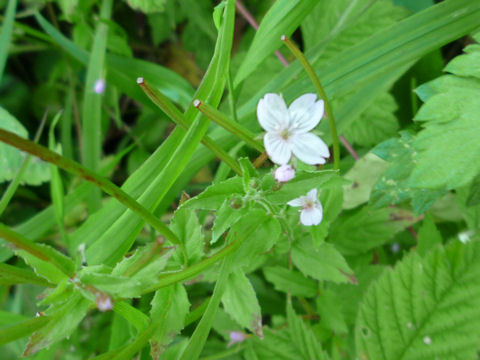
339,135,359,160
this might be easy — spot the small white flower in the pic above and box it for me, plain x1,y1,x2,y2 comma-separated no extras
274,164,295,182
96,293,113,312
94,79,106,94
287,188,323,226
257,93,330,165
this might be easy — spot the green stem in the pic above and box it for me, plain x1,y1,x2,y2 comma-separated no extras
137,78,242,175
0,223,74,276
193,100,264,153
142,239,241,294
0,128,181,248
0,110,47,217
281,35,340,170
226,66,238,122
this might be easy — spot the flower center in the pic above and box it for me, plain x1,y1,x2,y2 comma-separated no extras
279,128,291,140
302,199,315,210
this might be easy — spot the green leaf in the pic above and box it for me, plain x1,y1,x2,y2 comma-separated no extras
234,0,321,86
221,270,262,335
292,240,355,284
343,153,389,210
126,0,167,13
416,213,442,256
0,0,17,84
182,176,244,210
265,170,338,205
329,205,417,255
12,250,67,285
78,268,143,299
409,42,480,190
371,132,444,214
0,316,49,346
0,263,53,287
81,0,113,211
0,106,50,185
150,283,190,359
263,266,317,297
211,199,249,244
356,240,480,360
170,208,204,265
467,174,480,207
286,304,328,360
246,327,303,360
23,293,90,356
229,210,281,270
342,93,399,148
315,289,348,334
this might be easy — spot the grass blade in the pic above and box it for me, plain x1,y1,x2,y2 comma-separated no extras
0,0,17,84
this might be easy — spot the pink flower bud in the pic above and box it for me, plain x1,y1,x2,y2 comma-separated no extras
96,293,113,312
274,164,295,182
94,79,106,94
228,331,247,347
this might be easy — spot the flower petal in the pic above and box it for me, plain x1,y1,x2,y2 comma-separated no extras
287,197,303,207
288,94,324,133
300,206,323,226
291,132,330,165
257,93,289,132
264,132,291,165
306,188,317,201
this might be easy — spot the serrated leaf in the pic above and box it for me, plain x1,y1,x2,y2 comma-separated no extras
356,240,480,360
342,93,399,147
181,176,244,210
221,270,262,335
371,132,444,214
247,327,303,360
330,205,417,255
23,293,89,356
416,213,442,256
126,0,167,13
286,304,328,360
229,210,281,270
211,199,249,244
265,170,338,205
409,41,480,190
292,239,355,284
315,289,348,334
170,207,204,265
14,249,68,285
343,153,389,210
150,283,190,359
78,269,143,298
0,106,50,185
263,266,317,297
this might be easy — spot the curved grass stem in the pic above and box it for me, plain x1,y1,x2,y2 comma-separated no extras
0,129,182,251
281,35,341,170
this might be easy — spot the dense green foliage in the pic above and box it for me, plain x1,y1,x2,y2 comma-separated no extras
1,0,480,359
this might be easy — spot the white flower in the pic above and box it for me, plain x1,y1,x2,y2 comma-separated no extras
94,79,106,94
257,93,330,165
287,188,323,226
274,164,295,182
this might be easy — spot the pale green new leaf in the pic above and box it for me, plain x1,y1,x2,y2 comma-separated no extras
221,270,262,335
356,240,480,360
343,153,389,210
0,107,50,185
